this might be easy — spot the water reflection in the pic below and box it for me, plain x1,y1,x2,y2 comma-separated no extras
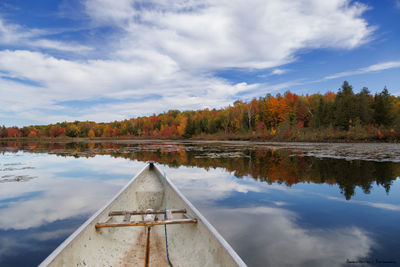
206,206,373,267
326,196,400,211
1,140,399,200
0,142,399,266
165,166,397,267
0,154,137,230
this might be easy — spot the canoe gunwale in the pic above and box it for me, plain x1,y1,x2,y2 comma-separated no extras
38,164,150,267
39,162,247,267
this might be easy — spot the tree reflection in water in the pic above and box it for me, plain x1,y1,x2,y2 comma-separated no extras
1,140,398,200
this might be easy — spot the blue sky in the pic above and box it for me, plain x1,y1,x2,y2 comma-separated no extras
0,0,399,127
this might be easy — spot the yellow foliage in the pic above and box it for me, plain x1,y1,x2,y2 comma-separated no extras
177,117,187,136
88,129,95,139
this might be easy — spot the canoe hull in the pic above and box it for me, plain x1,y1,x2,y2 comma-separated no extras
40,163,246,267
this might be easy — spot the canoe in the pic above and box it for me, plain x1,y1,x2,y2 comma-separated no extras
39,162,246,266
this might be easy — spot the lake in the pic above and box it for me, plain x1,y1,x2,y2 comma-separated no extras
0,140,399,266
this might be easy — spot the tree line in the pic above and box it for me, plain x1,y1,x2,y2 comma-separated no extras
1,140,397,200
1,81,400,141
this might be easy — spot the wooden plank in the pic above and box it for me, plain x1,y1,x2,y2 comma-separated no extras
109,209,186,216
144,227,151,267
95,218,197,228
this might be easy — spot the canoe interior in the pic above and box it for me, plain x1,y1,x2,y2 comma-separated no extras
40,163,245,267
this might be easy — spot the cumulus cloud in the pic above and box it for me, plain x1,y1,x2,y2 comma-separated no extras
0,0,375,125
0,49,259,123
101,0,374,69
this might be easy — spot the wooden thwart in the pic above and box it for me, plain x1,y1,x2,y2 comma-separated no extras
96,218,197,228
109,209,186,216
95,209,197,229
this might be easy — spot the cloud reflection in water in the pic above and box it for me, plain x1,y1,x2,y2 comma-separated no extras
164,166,374,267
0,153,387,267
0,153,138,230
208,206,373,267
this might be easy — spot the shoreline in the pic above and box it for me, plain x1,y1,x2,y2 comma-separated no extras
0,136,396,143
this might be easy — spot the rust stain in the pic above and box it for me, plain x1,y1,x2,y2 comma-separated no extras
150,229,171,267
120,228,146,267
119,227,172,267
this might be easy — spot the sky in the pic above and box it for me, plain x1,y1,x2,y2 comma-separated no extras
0,0,399,127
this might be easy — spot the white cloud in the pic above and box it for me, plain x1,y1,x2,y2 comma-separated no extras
326,196,400,211
0,154,138,230
396,0,400,9
84,0,137,25
364,61,400,72
271,68,288,75
0,16,92,53
104,0,373,70
164,166,263,204
0,0,375,125
325,61,400,80
0,17,40,44
205,206,374,266
30,39,93,52
28,228,77,241
0,49,258,124
164,165,299,207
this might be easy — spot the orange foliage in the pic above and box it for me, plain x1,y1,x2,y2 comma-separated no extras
2,85,400,141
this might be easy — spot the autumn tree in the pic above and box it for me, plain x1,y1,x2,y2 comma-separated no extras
88,129,96,139
3,80,400,141
66,124,80,137
247,99,257,131
6,127,22,138
54,126,66,137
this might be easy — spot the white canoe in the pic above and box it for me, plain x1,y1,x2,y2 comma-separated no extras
40,162,246,266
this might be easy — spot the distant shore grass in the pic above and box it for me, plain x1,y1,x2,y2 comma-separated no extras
1,128,399,143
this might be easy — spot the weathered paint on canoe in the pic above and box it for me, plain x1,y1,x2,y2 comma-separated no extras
39,163,246,267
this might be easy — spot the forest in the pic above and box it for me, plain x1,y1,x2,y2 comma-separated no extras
2,81,400,141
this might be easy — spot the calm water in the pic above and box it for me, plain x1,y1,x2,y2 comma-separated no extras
0,140,399,267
